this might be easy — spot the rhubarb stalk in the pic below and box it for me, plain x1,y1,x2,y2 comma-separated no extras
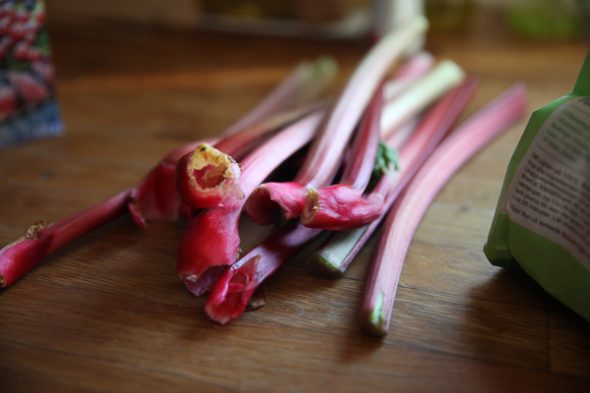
360,83,528,337
205,222,320,324
0,59,336,289
130,57,337,226
312,78,479,276
300,83,383,230
174,104,321,211
382,60,465,135
245,17,428,225
177,111,324,296
0,190,131,288
383,51,434,101
221,57,337,136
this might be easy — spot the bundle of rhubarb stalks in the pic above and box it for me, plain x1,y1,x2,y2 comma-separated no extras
0,17,527,337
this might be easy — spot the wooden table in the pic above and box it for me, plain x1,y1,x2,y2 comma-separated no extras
1,14,589,393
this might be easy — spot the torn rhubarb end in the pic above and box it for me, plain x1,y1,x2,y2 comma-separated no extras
0,223,52,288
177,206,242,296
128,161,181,229
244,182,307,225
176,143,243,210
359,291,388,338
205,223,321,324
300,186,385,231
204,256,259,324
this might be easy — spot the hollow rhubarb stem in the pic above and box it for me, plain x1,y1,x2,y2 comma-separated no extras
312,78,479,276
175,104,321,211
245,17,428,225
205,222,320,324
177,111,324,296
360,83,528,337
300,83,383,230
0,189,131,288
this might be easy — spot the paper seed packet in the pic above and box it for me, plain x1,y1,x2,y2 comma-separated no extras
0,0,62,146
485,51,590,322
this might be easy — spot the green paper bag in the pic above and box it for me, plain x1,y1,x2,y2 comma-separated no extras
484,51,590,321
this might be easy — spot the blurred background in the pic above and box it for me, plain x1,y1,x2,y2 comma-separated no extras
0,0,588,146
45,0,589,39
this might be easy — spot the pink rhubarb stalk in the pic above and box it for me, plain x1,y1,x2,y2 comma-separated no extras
0,60,336,289
129,105,321,228
177,111,324,296
245,17,428,225
360,84,527,337
300,84,383,230
383,51,434,102
205,222,320,324
130,57,337,226
221,58,337,136
307,78,478,234
0,190,131,288
312,78,479,276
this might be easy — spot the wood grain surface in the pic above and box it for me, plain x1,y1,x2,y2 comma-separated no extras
1,12,589,393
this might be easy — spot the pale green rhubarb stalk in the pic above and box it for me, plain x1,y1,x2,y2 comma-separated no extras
381,60,465,137
312,78,478,277
0,59,336,289
382,51,433,103
245,16,428,225
360,84,528,337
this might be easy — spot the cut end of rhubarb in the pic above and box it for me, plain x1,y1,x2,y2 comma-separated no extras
177,144,243,210
310,252,345,279
0,234,53,288
189,144,238,188
205,256,260,324
360,292,388,338
244,182,307,225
